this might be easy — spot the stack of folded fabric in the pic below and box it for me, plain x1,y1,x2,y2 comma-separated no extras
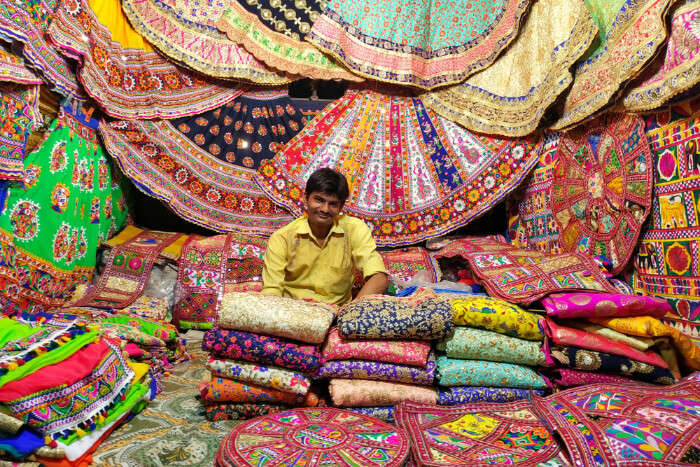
199,292,335,421
0,315,155,465
435,295,550,404
540,292,700,386
327,292,454,418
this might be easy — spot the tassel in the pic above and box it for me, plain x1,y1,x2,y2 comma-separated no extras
7,362,18,371
75,427,86,437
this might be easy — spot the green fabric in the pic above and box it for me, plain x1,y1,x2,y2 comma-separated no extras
0,318,43,348
436,355,548,389
437,327,546,367
584,0,626,57
102,315,177,342
0,107,128,309
57,380,149,445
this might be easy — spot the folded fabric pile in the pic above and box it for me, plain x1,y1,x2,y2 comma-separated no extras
324,292,454,419
435,295,550,404
540,292,700,386
198,292,335,421
0,315,156,466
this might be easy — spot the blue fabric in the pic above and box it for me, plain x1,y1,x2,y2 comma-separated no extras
0,428,45,458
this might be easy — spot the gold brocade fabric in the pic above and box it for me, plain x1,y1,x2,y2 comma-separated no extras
550,0,675,130
423,0,597,137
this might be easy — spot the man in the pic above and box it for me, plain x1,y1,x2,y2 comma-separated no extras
262,168,388,305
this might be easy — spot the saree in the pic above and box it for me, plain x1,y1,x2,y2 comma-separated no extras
206,358,310,395
541,292,671,319
315,353,437,386
438,386,546,405
321,327,431,366
436,356,549,389
437,327,546,366
199,377,319,406
328,379,437,407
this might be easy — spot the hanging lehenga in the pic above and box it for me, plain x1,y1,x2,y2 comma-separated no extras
422,0,597,137
99,88,304,235
254,86,541,247
47,0,245,119
120,0,292,84
307,0,530,89
0,103,129,311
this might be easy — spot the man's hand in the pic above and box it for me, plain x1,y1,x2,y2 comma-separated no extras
353,272,388,301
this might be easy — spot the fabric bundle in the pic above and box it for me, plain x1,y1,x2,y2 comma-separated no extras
438,386,545,405
436,355,549,389
315,353,437,385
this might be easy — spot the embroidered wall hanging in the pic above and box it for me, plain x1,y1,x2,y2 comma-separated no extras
551,0,675,130
423,0,596,136
617,0,700,112
551,113,653,273
380,246,441,288
459,238,616,304
0,0,82,98
0,106,129,310
120,0,291,84
73,230,180,309
100,89,300,234
632,98,700,345
214,407,410,466
216,0,361,81
0,83,41,181
307,0,529,89
173,233,267,330
0,49,42,85
394,400,563,466
507,133,562,254
532,378,700,466
47,0,242,119
255,87,540,247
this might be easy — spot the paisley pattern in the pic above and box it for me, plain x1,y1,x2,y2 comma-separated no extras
338,294,453,340
255,87,540,246
215,407,410,466
395,400,563,466
201,328,322,372
533,378,700,466
551,113,653,273
436,356,549,389
307,0,529,89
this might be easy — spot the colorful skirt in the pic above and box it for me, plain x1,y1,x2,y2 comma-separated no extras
255,86,540,246
120,0,290,84
616,0,700,112
47,0,242,119
422,0,596,136
307,0,530,89
0,82,42,181
100,89,300,234
0,105,129,310
0,0,82,98
216,0,361,81
551,0,675,130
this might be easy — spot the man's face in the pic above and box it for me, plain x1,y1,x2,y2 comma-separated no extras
305,191,342,231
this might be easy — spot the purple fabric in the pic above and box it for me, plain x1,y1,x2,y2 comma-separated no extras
314,353,436,385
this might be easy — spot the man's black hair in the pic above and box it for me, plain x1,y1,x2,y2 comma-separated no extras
305,168,350,204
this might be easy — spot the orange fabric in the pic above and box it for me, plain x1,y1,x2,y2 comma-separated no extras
590,316,700,370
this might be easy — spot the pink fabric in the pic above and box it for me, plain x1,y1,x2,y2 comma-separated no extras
321,327,431,366
541,292,671,319
550,368,637,387
543,319,669,368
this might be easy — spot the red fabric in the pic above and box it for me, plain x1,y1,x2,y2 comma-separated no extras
0,339,111,401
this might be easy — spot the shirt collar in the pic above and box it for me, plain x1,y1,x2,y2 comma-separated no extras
299,214,346,242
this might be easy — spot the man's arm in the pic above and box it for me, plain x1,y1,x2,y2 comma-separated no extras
261,233,286,296
354,271,388,300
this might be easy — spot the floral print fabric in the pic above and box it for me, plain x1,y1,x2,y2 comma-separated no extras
218,292,335,344
321,327,431,366
345,406,395,423
206,358,310,395
199,377,319,406
315,353,436,385
338,294,453,340
437,327,546,367
438,386,545,405
436,356,549,389
541,292,671,319
201,328,321,372
328,379,437,407
548,345,676,385
204,403,288,421
449,296,544,340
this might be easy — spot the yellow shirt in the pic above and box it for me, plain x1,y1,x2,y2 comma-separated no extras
262,215,387,305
